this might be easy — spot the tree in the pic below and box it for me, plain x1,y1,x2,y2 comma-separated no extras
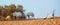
8,4,16,13
0,6,3,16
16,5,26,20
0,4,26,20
7,4,16,20
27,12,34,19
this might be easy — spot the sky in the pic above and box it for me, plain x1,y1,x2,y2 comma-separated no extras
0,0,60,18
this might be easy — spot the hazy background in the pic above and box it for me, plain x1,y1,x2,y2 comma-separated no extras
0,0,60,18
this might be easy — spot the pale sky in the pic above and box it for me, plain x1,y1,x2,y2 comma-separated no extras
0,0,60,18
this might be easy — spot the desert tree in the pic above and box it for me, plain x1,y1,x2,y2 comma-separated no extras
0,5,8,20
8,4,16,13
27,12,34,19
0,6,3,16
16,5,26,19
7,4,16,20
0,6,5,20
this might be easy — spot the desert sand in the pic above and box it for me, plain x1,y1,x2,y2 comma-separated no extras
0,17,60,25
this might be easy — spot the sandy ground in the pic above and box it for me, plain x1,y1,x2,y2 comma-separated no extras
0,18,60,25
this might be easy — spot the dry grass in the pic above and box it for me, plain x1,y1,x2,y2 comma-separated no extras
0,17,60,25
